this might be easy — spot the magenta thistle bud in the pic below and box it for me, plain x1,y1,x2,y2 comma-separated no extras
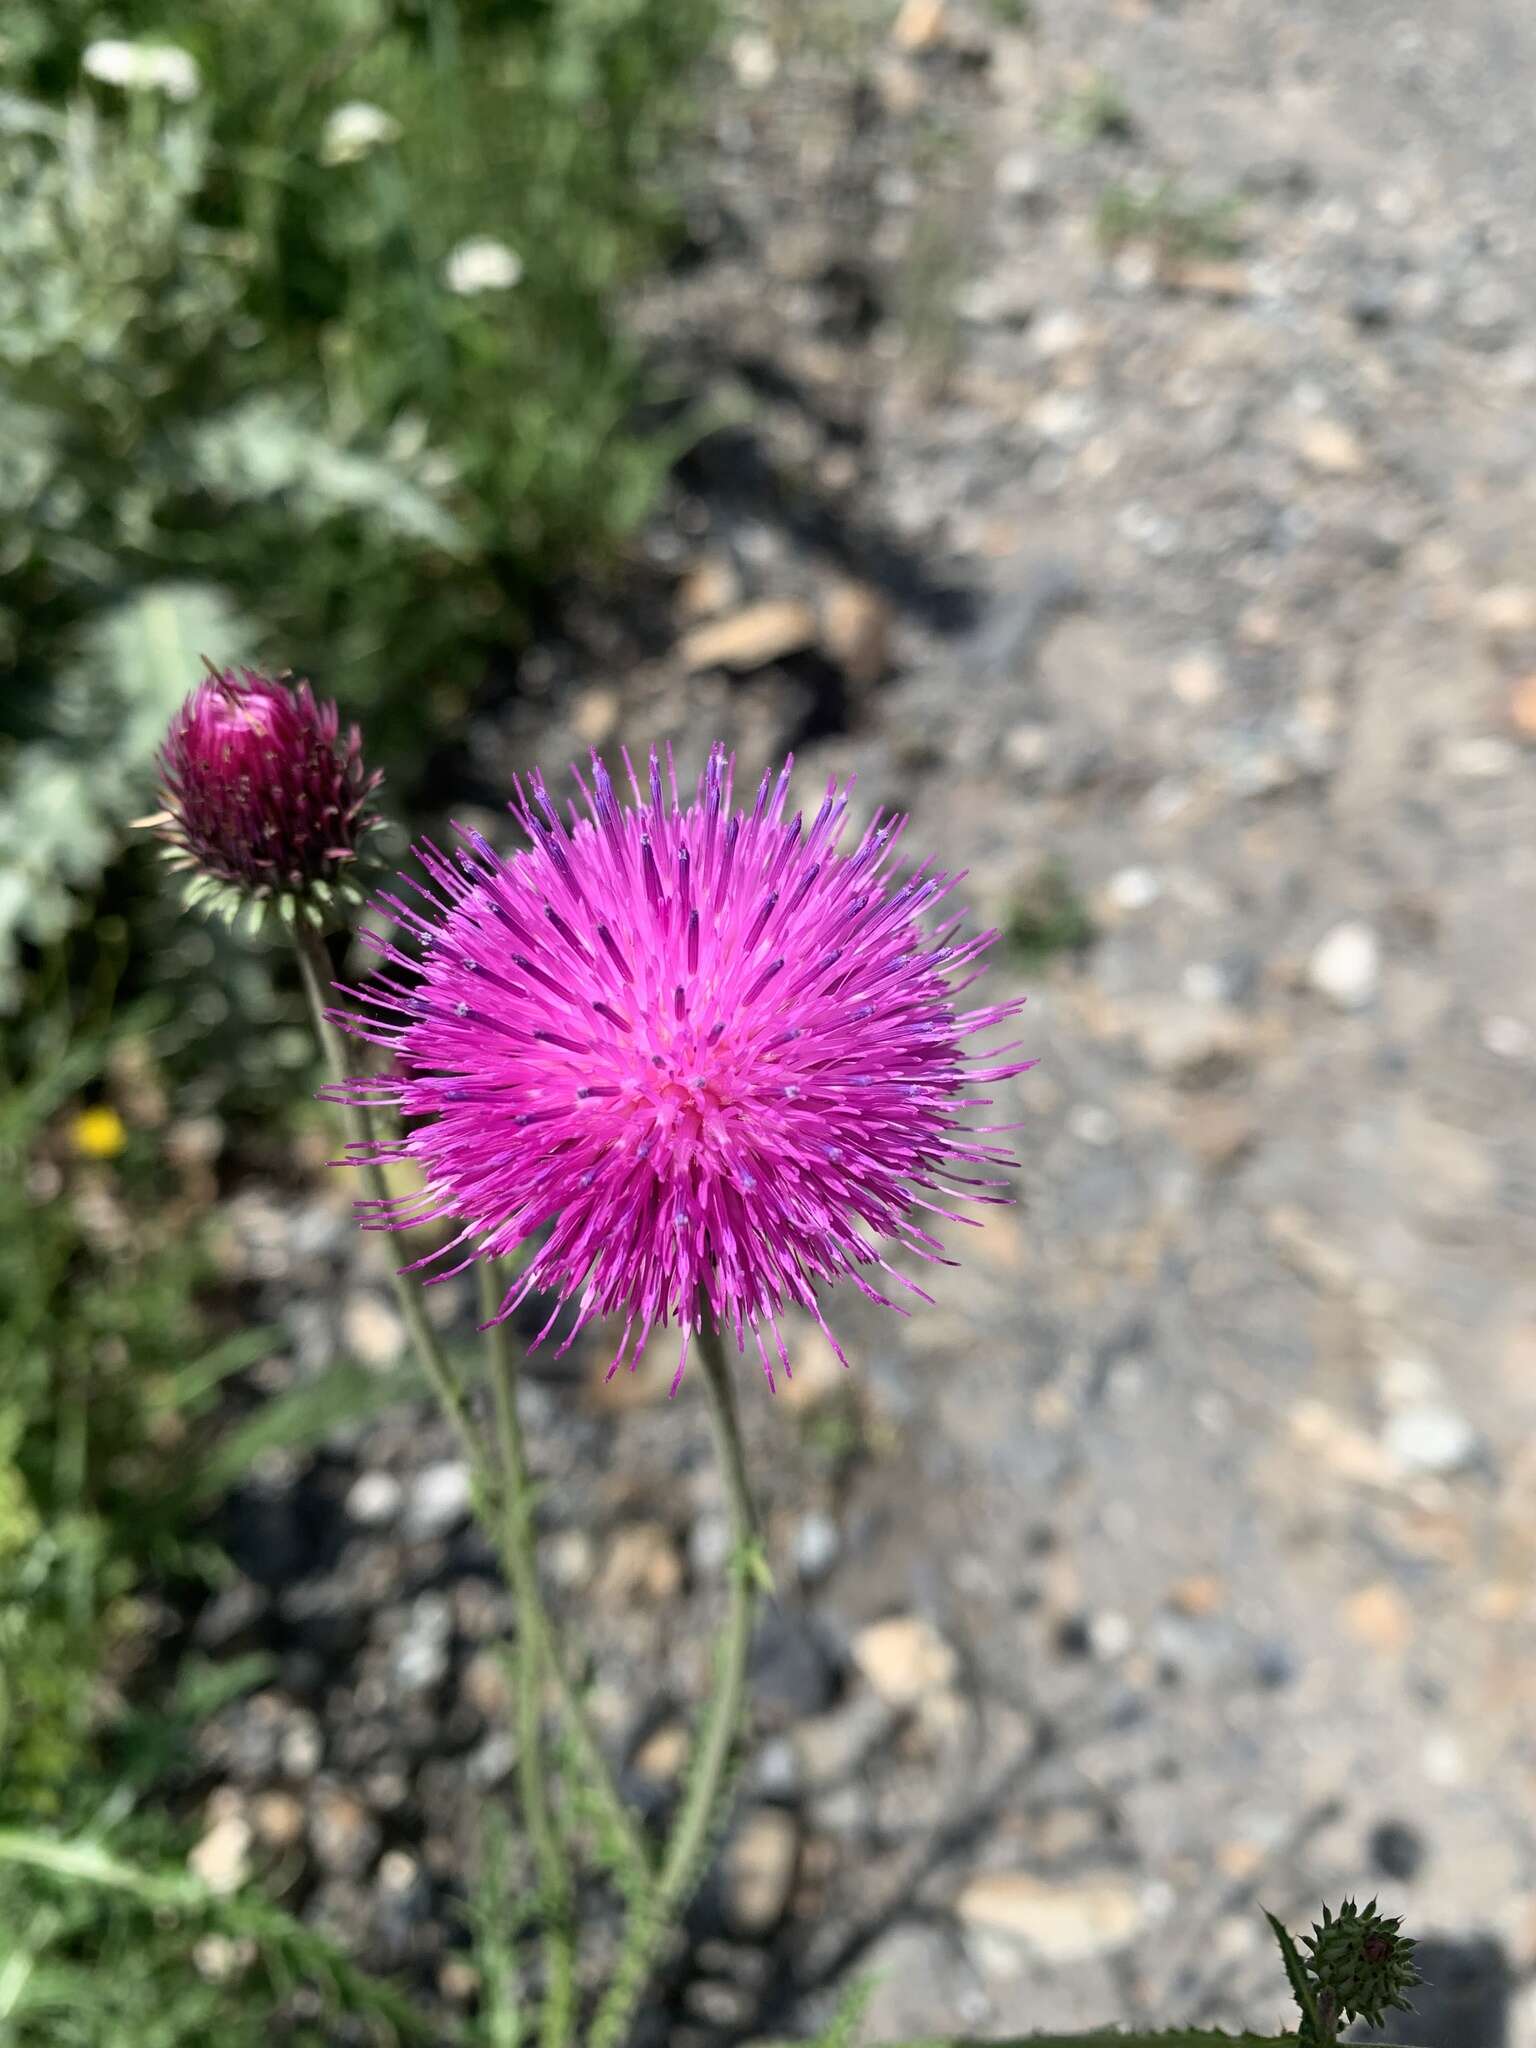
327,744,1034,1393
148,667,382,926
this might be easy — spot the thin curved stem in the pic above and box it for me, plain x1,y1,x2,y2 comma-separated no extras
586,1320,761,2048
298,927,650,1891
482,1265,575,2048
293,924,476,1461
477,1264,654,1892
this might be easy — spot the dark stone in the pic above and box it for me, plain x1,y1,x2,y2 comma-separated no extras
1347,1933,1508,2048
1054,1614,1093,1659
1369,1817,1427,1883
748,1611,843,1720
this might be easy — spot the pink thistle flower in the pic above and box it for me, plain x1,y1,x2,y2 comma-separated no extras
327,745,1034,1392
150,667,382,923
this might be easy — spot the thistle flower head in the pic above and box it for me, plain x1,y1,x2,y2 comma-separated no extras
1303,1897,1421,2031
150,667,382,926
328,745,1034,1391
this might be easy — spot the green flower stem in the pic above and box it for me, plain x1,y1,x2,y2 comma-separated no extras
296,926,650,1890
587,1319,762,2048
474,1264,653,1889
481,1263,577,2048
293,924,477,1464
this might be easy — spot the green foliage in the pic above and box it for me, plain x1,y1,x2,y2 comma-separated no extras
0,0,717,988
0,1020,219,1812
1003,860,1094,966
0,1826,447,2046
1094,178,1244,262
1054,73,1134,145
0,988,464,2040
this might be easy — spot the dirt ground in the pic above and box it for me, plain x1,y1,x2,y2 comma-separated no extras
186,3,1536,2041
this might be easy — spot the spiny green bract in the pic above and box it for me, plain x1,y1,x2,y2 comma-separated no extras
1302,1895,1422,2030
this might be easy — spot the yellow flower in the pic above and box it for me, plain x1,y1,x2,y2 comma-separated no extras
70,1105,127,1160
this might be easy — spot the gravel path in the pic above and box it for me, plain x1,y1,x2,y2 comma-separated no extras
184,4,1536,2042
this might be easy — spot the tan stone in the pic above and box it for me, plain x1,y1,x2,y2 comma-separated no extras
821,581,893,688
725,1809,799,1933
1295,417,1367,475
634,1722,691,1782
892,0,950,52
1509,672,1536,740
852,1615,959,1705
1343,1581,1414,1655
956,1872,1145,1961
1474,586,1536,637
676,555,742,622
679,599,817,674
598,1522,684,1604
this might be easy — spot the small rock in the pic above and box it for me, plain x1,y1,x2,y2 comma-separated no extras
1370,1817,1427,1882
1483,1015,1532,1059
439,1957,481,2004
1130,999,1253,1082
1003,722,1051,774
728,28,778,88
1105,865,1160,912
190,1804,253,1895
1508,673,1536,740
689,1511,733,1577
460,1647,514,1720
546,1527,596,1589
955,1872,1145,1962
468,1732,518,1788
251,1789,305,1851
752,1736,801,1799
1183,1098,1257,1171
1399,1106,1496,1228
793,1693,897,1785
996,151,1046,206
792,1511,841,1584
1473,585,1536,638
569,687,620,746
1343,1582,1413,1655
390,1592,453,1694
891,0,950,52
279,1710,324,1779
405,1461,473,1540
859,1922,978,2041
597,1523,684,1604
192,1932,255,1984
634,1722,691,1782
1066,1103,1118,1148
1166,1575,1225,1617
1295,417,1367,476
676,555,742,622
852,1614,958,1706
725,1810,799,1934
1383,1403,1479,1477
1443,735,1518,778
1164,258,1250,300
341,1291,406,1370
309,1786,382,1879
821,581,893,688
750,1611,843,1719
346,1471,403,1527
1308,921,1380,1009
679,599,817,674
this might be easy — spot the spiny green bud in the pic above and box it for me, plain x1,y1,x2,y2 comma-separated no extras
1302,1896,1422,2031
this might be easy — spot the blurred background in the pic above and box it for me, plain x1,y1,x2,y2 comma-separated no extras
3,0,1534,2043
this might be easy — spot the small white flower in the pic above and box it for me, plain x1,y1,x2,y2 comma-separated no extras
319,100,401,167
82,39,202,103
443,237,524,296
